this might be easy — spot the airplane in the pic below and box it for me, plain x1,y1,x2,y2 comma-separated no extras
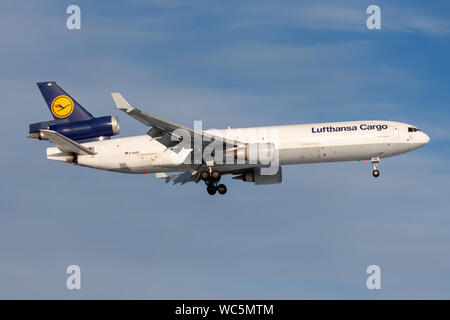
28,82,430,195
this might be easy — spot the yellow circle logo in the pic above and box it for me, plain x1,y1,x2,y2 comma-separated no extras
51,95,74,118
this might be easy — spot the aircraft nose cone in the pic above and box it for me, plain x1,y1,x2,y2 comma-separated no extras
422,132,430,144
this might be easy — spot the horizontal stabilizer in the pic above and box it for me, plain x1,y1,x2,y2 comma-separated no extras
40,129,96,155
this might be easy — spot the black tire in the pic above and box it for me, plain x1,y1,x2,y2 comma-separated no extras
217,184,227,195
200,170,210,181
211,170,221,180
372,169,380,177
205,179,213,186
207,185,217,195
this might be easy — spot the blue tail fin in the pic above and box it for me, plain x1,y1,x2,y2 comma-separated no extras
37,82,94,121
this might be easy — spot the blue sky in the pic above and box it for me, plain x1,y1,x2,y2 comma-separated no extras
0,0,449,298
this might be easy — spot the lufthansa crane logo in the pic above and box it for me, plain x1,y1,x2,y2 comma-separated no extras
51,95,74,118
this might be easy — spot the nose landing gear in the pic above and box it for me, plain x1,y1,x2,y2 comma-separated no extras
201,168,227,195
371,157,380,177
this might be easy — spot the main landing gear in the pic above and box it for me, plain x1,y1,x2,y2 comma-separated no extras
371,157,380,177
201,168,227,195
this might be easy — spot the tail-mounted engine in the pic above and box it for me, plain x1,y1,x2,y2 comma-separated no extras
28,116,120,142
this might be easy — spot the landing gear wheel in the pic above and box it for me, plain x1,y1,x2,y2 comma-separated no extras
372,169,380,177
207,185,217,195
217,184,227,195
200,170,210,181
205,179,214,186
211,170,221,181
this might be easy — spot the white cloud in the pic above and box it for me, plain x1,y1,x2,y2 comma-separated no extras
221,1,450,35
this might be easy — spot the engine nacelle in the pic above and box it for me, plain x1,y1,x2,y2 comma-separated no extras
231,143,276,165
29,116,120,141
235,166,282,185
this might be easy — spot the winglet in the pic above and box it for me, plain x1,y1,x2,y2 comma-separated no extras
111,92,134,113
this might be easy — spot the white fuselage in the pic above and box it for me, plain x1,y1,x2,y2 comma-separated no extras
46,120,430,174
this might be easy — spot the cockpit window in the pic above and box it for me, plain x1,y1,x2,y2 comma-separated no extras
408,127,421,132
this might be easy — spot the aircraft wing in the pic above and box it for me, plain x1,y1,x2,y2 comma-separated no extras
40,129,96,155
111,92,239,148
155,170,201,185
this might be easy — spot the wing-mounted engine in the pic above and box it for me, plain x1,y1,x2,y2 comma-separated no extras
226,143,276,165
233,166,282,185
